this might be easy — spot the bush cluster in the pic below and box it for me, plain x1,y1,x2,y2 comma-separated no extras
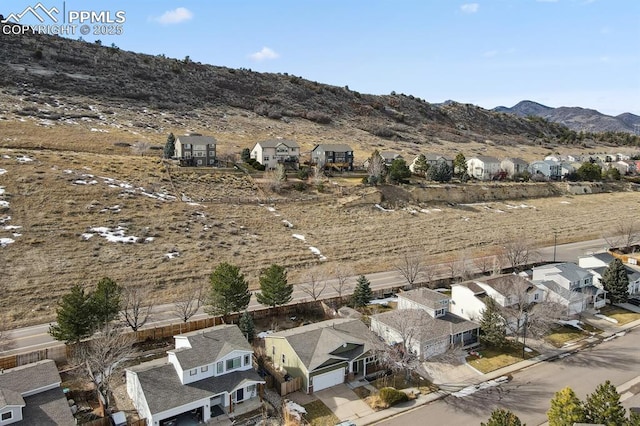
245,158,266,171
378,387,409,407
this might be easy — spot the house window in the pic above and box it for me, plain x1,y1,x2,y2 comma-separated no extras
534,293,540,301
184,144,191,149
264,156,270,161
247,384,256,396
217,361,223,374
2,412,13,421
281,354,286,364
209,151,215,156
435,308,445,317
244,354,250,366
201,365,209,373
190,369,197,376
226,357,241,370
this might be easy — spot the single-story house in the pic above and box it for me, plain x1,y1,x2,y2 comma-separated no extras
126,325,264,426
311,144,354,171
263,319,377,394
0,360,74,425
175,134,217,167
250,139,300,170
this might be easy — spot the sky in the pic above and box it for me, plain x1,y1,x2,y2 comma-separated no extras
4,0,640,115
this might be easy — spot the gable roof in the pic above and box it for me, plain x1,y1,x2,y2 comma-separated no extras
470,155,500,163
0,360,61,395
0,388,25,408
478,275,536,296
170,325,252,370
398,288,450,310
453,281,487,296
423,154,452,161
312,144,353,153
175,135,217,145
255,139,299,148
591,252,615,264
372,309,478,342
503,157,528,165
133,362,263,415
534,263,593,282
380,152,403,160
268,319,373,372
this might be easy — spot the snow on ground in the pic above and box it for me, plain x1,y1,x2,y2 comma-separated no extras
257,330,274,339
0,169,6,175
483,205,505,213
64,170,175,201
375,204,394,212
452,376,510,398
0,216,11,224
284,401,307,421
505,203,532,209
187,202,204,207
0,201,9,208
0,187,4,195
266,206,277,212
309,246,327,261
84,226,143,243
100,205,121,213
15,155,33,163
558,319,585,330
595,313,618,324
0,238,14,247
3,225,21,231
420,208,442,214
73,179,98,185
292,234,306,241
560,201,571,204
282,220,294,228
369,296,398,306
165,251,180,259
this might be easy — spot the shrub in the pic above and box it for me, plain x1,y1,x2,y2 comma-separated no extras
306,111,332,124
293,182,307,191
378,387,408,407
296,168,309,180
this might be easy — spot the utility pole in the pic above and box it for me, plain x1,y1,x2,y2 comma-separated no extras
522,311,528,359
553,231,558,262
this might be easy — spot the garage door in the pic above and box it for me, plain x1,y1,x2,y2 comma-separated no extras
312,368,344,392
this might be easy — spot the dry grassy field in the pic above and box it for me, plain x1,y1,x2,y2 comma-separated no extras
1,114,639,328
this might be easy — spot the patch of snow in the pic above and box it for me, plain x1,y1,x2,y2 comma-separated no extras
462,217,470,221
0,187,4,195
3,225,21,230
452,376,510,398
369,296,398,306
187,202,204,207
405,208,418,215
15,155,33,163
292,234,306,241
90,128,109,133
0,216,11,224
144,237,155,243
309,246,321,255
87,226,140,243
558,319,584,331
0,237,15,247
82,233,94,240
267,206,277,212
375,204,394,212
0,169,6,175
0,201,9,208
257,330,274,339
505,204,531,209
524,347,533,353
560,201,571,204
282,220,294,228
595,313,618,324
284,401,307,421
165,252,180,259
2,155,10,159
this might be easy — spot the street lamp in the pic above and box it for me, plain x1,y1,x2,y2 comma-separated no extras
521,311,529,359
553,231,558,263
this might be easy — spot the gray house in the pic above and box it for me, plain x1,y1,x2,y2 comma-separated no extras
501,158,529,179
175,134,217,167
529,160,563,180
311,144,354,171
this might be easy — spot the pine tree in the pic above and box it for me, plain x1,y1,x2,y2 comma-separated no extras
352,275,373,308
256,264,292,309
454,152,467,178
387,158,411,183
427,161,453,183
479,297,507,348
205,262,251,320
481,408,523,426
413,154,429,177
584,380,627,426
629,408,640,426
49,284,96,344
164,132,175,159
601,258,629,304
547,387,585,426
238,310,255,342
241,148,251,162
90,277,122,328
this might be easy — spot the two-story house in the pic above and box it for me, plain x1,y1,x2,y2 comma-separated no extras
370,288,479,360
531,263,605,315
250,139,300,170
466,156,502,180
500,158,529,179
529,160,564,180
311,144,354,171
126,325,264,426
409,154,453,174
578,252,640,296
175,134,217,167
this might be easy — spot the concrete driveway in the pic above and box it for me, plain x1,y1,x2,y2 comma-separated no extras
315,384,374,422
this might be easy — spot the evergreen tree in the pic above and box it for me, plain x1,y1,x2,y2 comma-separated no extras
481,408,523,426
601,258,629,304
577,162,602,181
454,152,467,178
241,148,251,162
256,264,293,309
90,277,122,328
584,380,627,426
547,387,585,426
205,262,252,320
427,161,453,183
164,132,175,159
479,297,507,348
352,275,373,308
413,154,429,177
629,408,640,426
387,158,411,183
238,310,255,342
49,284,96,344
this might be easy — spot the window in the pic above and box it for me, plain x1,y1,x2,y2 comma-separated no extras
264,156,270,161
244,354,250,366
435,308,446,317
281,354,286,364
2,412,13,421
534,293,540,301
201,365,208,373
217,361,223,374
190,369,197,376
226,357,241,370
209,150,215,156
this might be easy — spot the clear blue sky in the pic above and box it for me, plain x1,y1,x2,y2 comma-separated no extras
6,0,640,115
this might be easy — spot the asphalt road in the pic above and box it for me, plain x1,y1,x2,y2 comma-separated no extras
377,327,640,426
0,237,611,356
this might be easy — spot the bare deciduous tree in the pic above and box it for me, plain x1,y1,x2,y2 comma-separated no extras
173,284,204,323
604,221,640,251
120,285,154,331
299,268,327,301
500,237,539,272
73,325,137,410
266,164,287,193
330,264,354,300
372,310,424,381
131,141,151,157
395,253,425,288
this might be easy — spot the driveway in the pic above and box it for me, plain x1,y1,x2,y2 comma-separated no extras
315,384,374,422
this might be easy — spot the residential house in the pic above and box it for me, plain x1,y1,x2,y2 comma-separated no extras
611,160,637,175
175,134,217,167
126,325,264,426
500,158,529,179
466,156,501,180
264,319,377,394
250,139,300,170
0,360,74,425
370,288,479,360
311,144,354,171
529,160,563,180
531,263,605,315
578,252,640,295
409,154,453,174
380,152,403,166
451,275,545,333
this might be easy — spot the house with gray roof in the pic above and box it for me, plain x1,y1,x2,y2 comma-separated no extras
250,139,300,170
532,263,605,314
466,156,501,180
500,158,529,179
263,319,377,393
0,360,74,425
311,144,354,171
126,324,264,426
578,252,640,296
175,134,217,167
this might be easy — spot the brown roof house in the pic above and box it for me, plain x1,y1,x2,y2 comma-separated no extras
0,360,74,425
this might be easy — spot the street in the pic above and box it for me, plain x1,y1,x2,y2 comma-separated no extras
378,327,640,426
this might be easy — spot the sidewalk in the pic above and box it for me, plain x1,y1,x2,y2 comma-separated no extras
355,316,640,426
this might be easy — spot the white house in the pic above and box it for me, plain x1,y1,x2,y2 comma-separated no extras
250,139,300,170
409,154,453,174
126,325,264,426
466,156,501,180
531,263,605,315
500,158,529,179
578,252,640,296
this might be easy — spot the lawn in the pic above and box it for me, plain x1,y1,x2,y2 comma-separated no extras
599,306,640,326
545,323,601,347
466,343,538,374
370,372,435,394
302,400,340,426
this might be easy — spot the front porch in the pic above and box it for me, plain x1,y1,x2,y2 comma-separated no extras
210,396,264,423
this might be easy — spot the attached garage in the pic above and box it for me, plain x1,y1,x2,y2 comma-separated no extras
311,368,345,392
